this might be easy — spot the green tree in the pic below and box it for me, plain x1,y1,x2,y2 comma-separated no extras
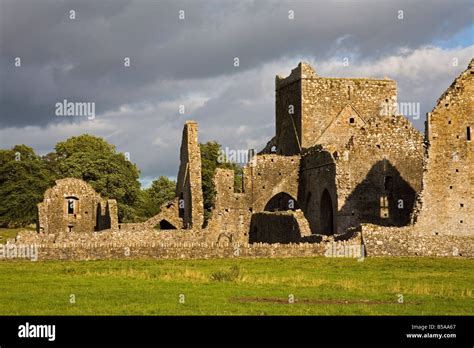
200,141,242,226
54,134,141,222
134,176,176,221
0,145,55,227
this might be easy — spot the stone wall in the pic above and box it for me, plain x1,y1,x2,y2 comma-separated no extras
275,63,307,155
205,155,301,243
415,60,473,236
8,228,362,261
299,148,338,235
37,178,118,234
247,154,300,212
362,224,474,257
175,121,204,228
9,224,472,260
334,115,424,233
205,168,250,243
271,62,423,237
143,198,183,230
301,67,397,149
274,62,398,155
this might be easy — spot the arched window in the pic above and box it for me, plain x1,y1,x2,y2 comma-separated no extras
264,192,299,212
65,196,78,215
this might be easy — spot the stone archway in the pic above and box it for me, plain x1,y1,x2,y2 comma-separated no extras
264,192,299,212
320,189,334,235
157,219,177,230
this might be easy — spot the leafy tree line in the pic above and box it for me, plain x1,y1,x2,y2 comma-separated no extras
0,135,241,228
0,135,175,227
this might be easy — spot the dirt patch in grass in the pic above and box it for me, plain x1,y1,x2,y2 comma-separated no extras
230,297,422,305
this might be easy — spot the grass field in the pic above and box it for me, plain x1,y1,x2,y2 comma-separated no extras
0,228,26,244
0,257,472,315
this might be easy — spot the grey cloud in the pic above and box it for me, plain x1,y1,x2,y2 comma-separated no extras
0,0,472,184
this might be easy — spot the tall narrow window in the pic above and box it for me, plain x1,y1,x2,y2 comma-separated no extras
67,199,75,214
384,176,393,191
380,196,389,219
467,126,471,141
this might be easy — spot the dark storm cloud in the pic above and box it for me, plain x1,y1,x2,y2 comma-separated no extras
1,0,472,127
0,0,472,184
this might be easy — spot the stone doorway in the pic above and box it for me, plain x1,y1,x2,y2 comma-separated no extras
320,189,334,235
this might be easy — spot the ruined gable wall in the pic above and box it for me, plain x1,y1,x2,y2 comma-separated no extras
37,178,115,234
315,104,367,150
415,60,473,235
144,198,183,230
175,121,204,228
301,76,397,149
334,115,424,233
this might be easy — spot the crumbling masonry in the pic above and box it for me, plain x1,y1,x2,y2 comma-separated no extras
25,60,473,260
37,178,118,234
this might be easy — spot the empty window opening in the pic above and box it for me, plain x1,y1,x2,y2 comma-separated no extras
448,120,452,124
380,196,389,219
66,198,77,214
460,203,464,207
349,117,355,124
467,127,471,141
450,186,453,189
158,220,177,230
384,176,393,191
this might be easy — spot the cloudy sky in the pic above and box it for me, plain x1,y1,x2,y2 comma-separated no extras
1,0,473,187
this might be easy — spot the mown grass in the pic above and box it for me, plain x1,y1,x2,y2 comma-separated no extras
0,257,472,315
0,228,31,244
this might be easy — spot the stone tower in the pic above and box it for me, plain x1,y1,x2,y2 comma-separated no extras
415,60,473,235
274,62,398,155
175,121,204,228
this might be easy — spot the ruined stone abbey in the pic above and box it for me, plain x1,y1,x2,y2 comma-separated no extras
14,59,473,260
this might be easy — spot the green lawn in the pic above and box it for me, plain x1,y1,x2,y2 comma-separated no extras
0,228,26,244
0,257,472,315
